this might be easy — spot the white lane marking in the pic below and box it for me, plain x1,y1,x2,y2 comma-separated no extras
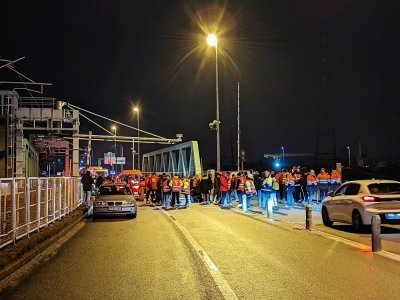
311,229,371,251
231,208,400,263
160,209,238,300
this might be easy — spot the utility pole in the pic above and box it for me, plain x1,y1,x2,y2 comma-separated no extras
121,145,124,173
237,82,240,171
86,131,92,166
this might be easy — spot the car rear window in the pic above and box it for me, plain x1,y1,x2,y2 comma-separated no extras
99,185,132,195
368,183,400,194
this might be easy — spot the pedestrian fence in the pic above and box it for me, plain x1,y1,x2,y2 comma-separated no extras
0,177,83,250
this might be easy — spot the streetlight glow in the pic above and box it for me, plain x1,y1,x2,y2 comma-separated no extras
207,34,218,47
133,107,139,112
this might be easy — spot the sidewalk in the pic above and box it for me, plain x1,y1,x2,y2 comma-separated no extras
228,198,323,225
249,203,323,225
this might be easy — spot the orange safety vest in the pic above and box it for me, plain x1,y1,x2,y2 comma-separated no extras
227,178,232,189
286,173,295,186
307,174,318,186
330,171,341,184
317,173,330,184
237,176,246,191
150,175,158,190
279,172,288,185
145,177,150,191
171,178,182,193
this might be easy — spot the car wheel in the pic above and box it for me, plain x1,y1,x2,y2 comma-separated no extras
321,207,333,227
352,210,364,232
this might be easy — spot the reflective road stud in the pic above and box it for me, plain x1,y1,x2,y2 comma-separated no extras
371,215,381,252
306,204,312,230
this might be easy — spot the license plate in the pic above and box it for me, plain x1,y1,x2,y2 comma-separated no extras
385,213,400,220
108,206,122,211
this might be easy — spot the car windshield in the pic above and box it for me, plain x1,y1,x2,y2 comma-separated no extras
99,185,132,195
368,183,400,194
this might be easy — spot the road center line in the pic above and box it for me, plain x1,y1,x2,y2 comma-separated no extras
160,209,238,300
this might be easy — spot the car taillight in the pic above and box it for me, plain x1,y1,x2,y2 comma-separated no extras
133,185,139,189
362,196,379,202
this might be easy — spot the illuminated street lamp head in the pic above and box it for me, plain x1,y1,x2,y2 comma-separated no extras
112,125,116,134
207,34,218,47
133,107,139,112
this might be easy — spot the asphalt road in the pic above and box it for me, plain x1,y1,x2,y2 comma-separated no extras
265,205,400,254
5,203,400,299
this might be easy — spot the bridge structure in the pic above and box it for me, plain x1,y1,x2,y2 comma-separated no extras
142,141,202,177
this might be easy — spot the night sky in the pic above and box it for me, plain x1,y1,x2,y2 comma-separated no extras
2,0,400,169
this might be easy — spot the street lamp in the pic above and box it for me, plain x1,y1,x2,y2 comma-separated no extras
133,107,140,170
346,146,351,167
281,146,285,168
207,33,220,171
112,125,116,171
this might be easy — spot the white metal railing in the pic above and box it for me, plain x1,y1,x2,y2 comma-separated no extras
0,177,83,249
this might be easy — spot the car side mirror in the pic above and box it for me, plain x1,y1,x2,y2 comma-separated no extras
328,191,334,197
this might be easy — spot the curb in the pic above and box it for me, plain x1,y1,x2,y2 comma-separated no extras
0,211,87,286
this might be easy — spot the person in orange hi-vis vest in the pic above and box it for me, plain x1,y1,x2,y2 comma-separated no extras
330,168,342,192
278,169,289,202
148,172,159,205
285,171,295,207
317,168,330,202
306,169,318,204
169,175,182,208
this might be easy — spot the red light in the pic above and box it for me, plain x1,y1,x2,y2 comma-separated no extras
130,180,135,183
362,196,377,202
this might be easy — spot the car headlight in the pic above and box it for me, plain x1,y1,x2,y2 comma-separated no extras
124,201,135,205
96,201,107,206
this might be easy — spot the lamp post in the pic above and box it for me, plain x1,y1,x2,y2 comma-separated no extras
346,146,351,167
133,107,140,170
112,125,116,171
281,146,285,168
207,33,220,171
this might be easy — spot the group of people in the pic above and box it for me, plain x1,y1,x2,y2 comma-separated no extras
83,165,342,212
254,166,342,208
128,171,258,210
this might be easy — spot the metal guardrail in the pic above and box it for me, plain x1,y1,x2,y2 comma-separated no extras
0,177,83,249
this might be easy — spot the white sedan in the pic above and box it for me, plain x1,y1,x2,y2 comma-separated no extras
321,179,400,231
